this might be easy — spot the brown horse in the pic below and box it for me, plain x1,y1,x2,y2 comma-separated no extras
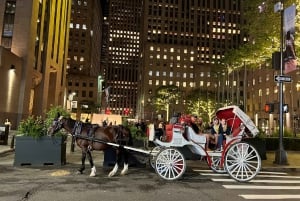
47,115,132,177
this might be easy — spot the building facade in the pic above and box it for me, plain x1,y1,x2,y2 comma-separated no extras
100,0,142,116
0,0,71,129
139,0,246,121
66,0,102,120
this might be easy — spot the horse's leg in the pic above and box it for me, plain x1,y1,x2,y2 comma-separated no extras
120,148,129,176
108,149,119,177
86,149,96,177
77,149,87,174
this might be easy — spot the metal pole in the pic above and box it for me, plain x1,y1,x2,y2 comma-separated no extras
274,1,288,165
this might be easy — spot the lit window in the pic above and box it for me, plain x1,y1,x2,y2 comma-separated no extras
170,72,173,77
176,56,180,61
169,81,173,85
155,80,159,85
156,54,160,59
82,24,87,30
156,71,159,76
176,81,180,87
149,71,153,76
190,73,193,78
190,57,194,61
149,80,152,85
80,56,84,62
70,23,73,28
183,73,186,78
162,80,166,85
199,81,204,86
76,24,80,29
170,48,174,52
150,46,154,51
163,55,167,59
74,56,77,61
183,82,186,87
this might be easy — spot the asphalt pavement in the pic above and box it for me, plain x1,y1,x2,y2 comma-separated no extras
1,131,300,172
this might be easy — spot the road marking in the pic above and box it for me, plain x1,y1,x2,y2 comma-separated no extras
259,171,287,175
256,175,300,179
213,178,300,183
239,194,300,199
223,185,300,189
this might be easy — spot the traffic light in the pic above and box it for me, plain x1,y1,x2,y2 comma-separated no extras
264,103,274,113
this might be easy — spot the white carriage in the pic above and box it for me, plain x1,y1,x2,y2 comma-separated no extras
148,105,261,182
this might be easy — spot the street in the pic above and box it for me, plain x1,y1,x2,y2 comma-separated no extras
1,149,300,201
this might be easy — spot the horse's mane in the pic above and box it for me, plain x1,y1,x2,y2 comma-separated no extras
65,117,76,128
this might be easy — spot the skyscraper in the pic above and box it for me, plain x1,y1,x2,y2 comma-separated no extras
100,0,142,116
139,0,245,120
66,0,102,120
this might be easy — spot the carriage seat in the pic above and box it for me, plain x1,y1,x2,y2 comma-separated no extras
225,123,245,143
186,126,206,145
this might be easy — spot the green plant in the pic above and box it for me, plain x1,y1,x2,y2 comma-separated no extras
17,105,70,138
44,105,70,128
17,116,46,138
44,105,70,136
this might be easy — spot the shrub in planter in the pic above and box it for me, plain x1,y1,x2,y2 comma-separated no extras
14,106,69,166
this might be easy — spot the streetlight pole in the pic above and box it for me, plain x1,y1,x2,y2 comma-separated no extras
274,1,288,165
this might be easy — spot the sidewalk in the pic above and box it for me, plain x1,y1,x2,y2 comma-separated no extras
1,131,300,171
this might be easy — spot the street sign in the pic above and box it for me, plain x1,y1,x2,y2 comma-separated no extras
274,75,292,82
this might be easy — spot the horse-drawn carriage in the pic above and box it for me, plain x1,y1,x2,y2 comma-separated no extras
148,105,261,182
48,105,261,182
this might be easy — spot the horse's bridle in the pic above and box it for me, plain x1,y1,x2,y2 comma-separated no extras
51,117,64,134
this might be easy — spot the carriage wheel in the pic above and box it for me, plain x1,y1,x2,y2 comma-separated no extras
208,155,226,173
155,148,186,181
149,146,161,169
224,142,261,182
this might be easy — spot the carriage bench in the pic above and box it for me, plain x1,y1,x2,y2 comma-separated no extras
0,125,9,145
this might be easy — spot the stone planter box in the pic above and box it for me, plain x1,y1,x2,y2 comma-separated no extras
14,136,67,166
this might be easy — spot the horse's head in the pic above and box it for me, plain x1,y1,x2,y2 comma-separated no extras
47,115,65,136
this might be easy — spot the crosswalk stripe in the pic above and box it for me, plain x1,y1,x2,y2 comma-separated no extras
239,194,300,199
223,185,300,189
213,178,300,183
256,175,300,179
259,171,287,175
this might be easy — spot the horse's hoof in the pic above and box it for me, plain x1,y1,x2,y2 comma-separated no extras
120,171,128,176
108,172,115,177
89,166,96,177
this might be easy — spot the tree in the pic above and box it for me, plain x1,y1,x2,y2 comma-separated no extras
152,85,181,121
185,88,217,123
221,0,299,69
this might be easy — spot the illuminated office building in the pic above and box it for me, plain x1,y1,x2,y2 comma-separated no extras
66,0,102,120
0,0,71,128
139,0,245,120
100,0,142,116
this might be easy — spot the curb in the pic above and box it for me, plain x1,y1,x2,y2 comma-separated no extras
0,148,14,155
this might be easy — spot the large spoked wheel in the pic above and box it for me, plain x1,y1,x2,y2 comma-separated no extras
208,154,226,173
149,146,162,169
155,148,186,181
224,142,261,182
